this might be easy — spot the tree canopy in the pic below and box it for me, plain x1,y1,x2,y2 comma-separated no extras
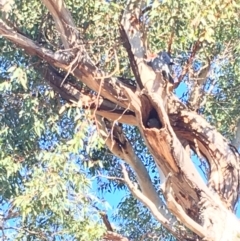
0,0,240,240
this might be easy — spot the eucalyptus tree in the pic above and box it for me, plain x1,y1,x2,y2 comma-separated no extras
0,0,240,241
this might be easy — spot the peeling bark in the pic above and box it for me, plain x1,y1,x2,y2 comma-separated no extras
103,231,130,241
96,117,177,225
187,60,211,111
1,0,240,240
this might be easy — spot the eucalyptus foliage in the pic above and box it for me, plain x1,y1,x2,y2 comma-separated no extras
0,0,240,240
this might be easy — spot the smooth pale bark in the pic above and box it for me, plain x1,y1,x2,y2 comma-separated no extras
0,0,239,240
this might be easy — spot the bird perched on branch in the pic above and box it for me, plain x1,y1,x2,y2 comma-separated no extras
145,51,175,83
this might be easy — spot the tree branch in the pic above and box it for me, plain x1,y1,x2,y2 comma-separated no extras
41,0,80,48
232,118,240,150
96,117,177,225
121,0,156,90
120,2,240,238
103,231,130,241
43,65,137,125
120,164,180,239
168,101,240,210
161,174,211,239
187,59,211,111
0,19,136,110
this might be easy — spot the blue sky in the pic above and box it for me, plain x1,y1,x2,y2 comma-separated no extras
93,80,240,235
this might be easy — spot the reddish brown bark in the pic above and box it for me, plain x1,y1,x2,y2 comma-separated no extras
0,0,239,240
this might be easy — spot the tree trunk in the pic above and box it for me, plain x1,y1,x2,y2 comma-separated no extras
0,0,239,240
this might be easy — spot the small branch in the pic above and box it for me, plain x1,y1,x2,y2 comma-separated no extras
0,19,70,68
119,24,143,89
232,119,240,149
103,231,130,241
100,212,113,232
120,0,156,90
94,205,114,232
187,58,211,111
176,40,202,87
0,19,136,110
141,5,152,15
41,0,79,48
43,65,138,125
120,164,179,238
97,172,124,183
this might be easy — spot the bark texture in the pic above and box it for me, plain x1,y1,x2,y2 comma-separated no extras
0,0,239,240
